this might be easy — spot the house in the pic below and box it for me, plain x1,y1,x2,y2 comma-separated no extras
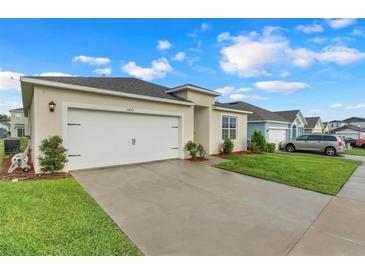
323,122,329,133
328,120,347,130
274,110,307,139
0,122,10,138
304,117,323,134
223,101,290,150
330,125,365,139
9,108,29,138
20,76,252,173
342,117,365,128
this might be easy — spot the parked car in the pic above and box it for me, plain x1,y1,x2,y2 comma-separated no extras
356,139,365,149
284,134,345,156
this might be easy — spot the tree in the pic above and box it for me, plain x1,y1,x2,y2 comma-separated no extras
0,114,10,122
250,130,267,152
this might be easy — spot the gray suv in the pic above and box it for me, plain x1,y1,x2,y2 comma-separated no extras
284,134,345,156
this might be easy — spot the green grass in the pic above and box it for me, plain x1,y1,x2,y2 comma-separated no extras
214,153,361,195
342,148,365,156
0,178,143,255
0,139,3,169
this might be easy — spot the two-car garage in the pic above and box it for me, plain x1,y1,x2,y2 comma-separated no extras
67,108,181,170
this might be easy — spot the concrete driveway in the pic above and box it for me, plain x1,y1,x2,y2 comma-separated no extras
73,158,331,255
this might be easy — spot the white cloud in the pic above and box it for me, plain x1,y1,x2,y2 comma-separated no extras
326,19,357,29
157,40,172,51
93,68,112,76
172,52,186,61
217,32,232,42
296,24,323,34
279,71,291,77
288,48,316,68
331,103,344,108
0,70,23,91
73,55,111,66
121,57,172,81
200,23,210,31
346,103,365,109
309,37,328,44
352,27,365,37
192,65,216,74
316,46,365,65
229,93,265,101
254,81,310,94
219,34,287,77
38,72,73,76
215,86,252,95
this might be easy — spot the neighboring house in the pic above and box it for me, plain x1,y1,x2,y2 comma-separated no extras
223,101,290,150
304,117,323,134
0,122,10,138
330,125,365,139
20,76,252,173
323,122,329,133
9,108,29,137
328,120,347,130
274,110,307,139
342,117,365,128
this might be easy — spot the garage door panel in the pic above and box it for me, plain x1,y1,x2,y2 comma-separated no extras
268,129,287,150
67,108,179,170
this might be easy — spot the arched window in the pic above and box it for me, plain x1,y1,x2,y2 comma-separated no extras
292,125,297,139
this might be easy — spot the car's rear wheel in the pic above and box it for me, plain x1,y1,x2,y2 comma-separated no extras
286,144,295,153
325,146,336,156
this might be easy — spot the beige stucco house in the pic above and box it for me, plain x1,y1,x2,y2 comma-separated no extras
9,108,30,137
20,77,252,173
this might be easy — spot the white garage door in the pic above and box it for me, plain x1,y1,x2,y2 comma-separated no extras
268,129,287,150
67,108,180,170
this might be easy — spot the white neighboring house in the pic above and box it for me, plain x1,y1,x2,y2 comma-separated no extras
304,117,324,134
330,125,365,139
9,108,29,138
328,120,348,130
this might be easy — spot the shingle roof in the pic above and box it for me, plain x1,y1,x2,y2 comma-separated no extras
9,108,24,112
342,117,365,123
222,101,288,122
305,117,321,129
330,125,365,133
24,77,190,103
214,101,251,112
274,110,300,122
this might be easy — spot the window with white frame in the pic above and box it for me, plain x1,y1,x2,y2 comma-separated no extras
15,113,22,121
222,115,237,140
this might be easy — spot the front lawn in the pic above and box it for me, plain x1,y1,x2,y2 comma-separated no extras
0,178,142,255
214,153,361,195
343,148,365,156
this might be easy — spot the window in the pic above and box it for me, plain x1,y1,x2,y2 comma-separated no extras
15,113,22,121
307,135,322,141
323,135,337,141
222,115,237,140
17,127,25,137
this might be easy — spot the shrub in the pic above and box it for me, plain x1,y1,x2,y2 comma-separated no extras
250,130,266,152
185,141,198,160
38,136,68,173
222,139,234,154
197,143,206,158
266,143,276,153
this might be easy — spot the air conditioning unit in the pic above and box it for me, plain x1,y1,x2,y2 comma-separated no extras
4,138,21,154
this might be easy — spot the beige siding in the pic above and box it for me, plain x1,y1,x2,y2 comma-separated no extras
209,109,247,154
31,85,194,172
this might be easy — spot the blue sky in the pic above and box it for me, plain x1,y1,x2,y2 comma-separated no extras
0,18,364,121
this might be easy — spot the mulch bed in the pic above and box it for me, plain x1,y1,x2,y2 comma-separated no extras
187,157,209,162
211,150,259,158
1,154,70,182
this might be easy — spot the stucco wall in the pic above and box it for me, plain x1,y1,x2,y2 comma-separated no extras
209,109,248,154
30,85,194,172
194,106,210,151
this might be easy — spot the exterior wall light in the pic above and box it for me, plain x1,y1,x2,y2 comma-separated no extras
49,101,56,112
